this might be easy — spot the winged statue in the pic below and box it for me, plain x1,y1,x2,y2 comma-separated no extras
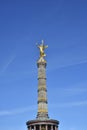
37,40,48,58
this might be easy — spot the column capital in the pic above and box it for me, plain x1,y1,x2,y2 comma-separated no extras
37,58,47,68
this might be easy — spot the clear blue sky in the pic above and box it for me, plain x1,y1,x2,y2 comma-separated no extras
0,0,87,130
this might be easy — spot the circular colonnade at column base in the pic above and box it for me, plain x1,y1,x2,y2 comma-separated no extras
26,119,59,130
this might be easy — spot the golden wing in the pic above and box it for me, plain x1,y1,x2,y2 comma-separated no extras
44,45,48,49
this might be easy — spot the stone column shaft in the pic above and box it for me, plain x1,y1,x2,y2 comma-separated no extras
37,60,49,119
34,126,36,130
51,125,53,130
39,125,41,130
46,125,48,130
30,126,32,130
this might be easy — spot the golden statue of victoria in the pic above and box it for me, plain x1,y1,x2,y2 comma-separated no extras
37,40,48,59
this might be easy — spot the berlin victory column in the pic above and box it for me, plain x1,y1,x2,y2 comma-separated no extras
26,40,59,130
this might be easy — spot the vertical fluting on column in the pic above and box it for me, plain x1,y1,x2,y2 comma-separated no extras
36,58,49,120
